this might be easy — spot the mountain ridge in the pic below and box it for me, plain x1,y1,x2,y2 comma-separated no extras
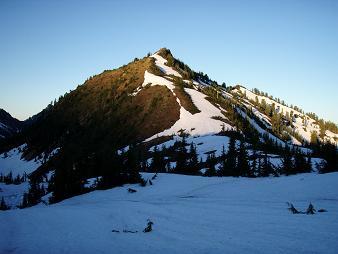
0,109,22,140
0,48,337,207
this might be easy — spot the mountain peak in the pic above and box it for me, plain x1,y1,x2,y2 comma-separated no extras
155,47,173,59
157,47,171,54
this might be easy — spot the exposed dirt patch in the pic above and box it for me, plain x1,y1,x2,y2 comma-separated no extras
133,85,180,140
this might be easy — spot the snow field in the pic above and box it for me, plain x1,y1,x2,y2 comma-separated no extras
0,145,41,176
1,172,338,254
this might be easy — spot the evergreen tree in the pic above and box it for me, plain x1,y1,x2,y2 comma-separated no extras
310,131,319,146
218,145,227,176
99,150,125,189
125,145,139,174
20,193,29,209
0,197,9,211
250,150,258,177
50,149,85,203
318,142,338,173
175,140,188,174
150,146,166,173
122,148,142,185
187,143,199,175
259,152,274,177
306,202,316,215
287,202,300,214
4,171,13,184
221,136,237,176
280,146,293,175
306,155,313,172
27,181,42,206
293,149,308,174
237,140,250,176
204,152,217,176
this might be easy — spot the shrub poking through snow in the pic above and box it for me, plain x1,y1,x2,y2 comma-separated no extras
143,219,154,233
306,203,316,215
287,202,300,214
287,202,323,215
128,188,137,193
151,173,158,180
139,178,147,187
149,180,153,185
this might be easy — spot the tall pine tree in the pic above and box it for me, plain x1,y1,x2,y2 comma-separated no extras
281,145,293,175
237,140,250,177
187,143,199,175
221,137,237,176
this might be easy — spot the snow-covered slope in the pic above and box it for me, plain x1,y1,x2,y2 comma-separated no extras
232,86,337,144
130,55,234,141
131,70,176,96
0,145,42,175
1,172,338,254
151,53,182,77
147,88,232,141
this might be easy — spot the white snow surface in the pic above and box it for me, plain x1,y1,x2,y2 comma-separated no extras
1,172,338,254
289,136,302,146
84,177,102,189
151,53,182,77
147,88,232,141
150,135,231,162
0,182,29,208
0,145,41,175
131,70,176,96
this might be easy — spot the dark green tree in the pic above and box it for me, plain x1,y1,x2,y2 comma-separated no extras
280,145,293,175
50,149,85,203
220,137,237,176
237,140,250,176
19,193,29,209
259,152,275,177
318,142,338,173
218,145,227,176
175,139,188,174
187,143,199,175
293,149,308,174
204,152,217,176
27,181,43,206
250,150,258,177
150,146,166,173
0,197,9,211
306,155,313,172
99,149,127,189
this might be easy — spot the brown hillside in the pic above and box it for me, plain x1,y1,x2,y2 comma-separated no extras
23,56,181,158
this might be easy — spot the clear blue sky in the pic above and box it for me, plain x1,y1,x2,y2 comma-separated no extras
1,0,337,122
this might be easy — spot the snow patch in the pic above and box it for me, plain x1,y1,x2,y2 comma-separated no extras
0,145,42,175
146,88,233,141
131,71,175,96
151,53,182,77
